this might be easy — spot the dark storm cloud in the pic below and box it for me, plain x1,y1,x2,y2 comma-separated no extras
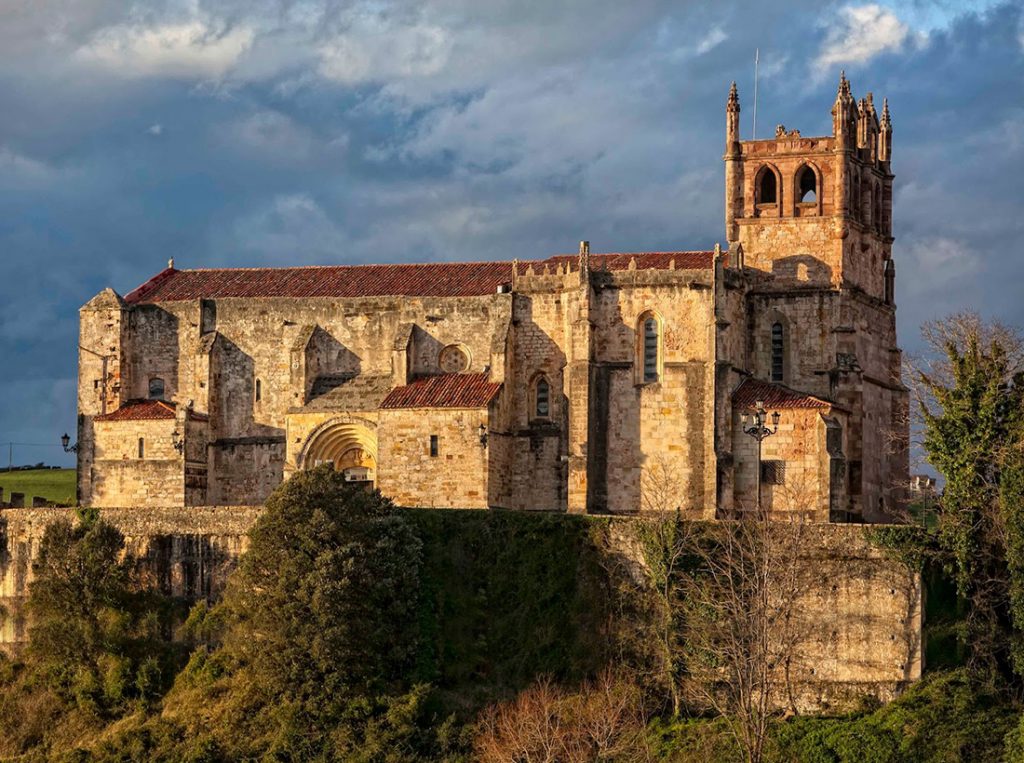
0,1,1020,466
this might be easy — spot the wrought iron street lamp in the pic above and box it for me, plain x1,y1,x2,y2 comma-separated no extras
741,400,780,513
60,433,78,453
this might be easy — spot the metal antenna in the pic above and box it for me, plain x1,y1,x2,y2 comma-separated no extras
752,48,759,140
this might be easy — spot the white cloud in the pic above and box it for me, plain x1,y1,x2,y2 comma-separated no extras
147,123,163,136
816,4,909,71
76,19,254,79
317,15,452,85
696,27,728,55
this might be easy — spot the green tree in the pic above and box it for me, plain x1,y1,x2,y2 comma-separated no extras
175,466,434,759
26,510,178,714
914,313,1024,678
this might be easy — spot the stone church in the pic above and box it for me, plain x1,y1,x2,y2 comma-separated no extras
75,75,908,521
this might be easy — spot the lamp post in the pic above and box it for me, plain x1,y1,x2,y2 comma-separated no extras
60,433,78,453
741,400,780,513
171,428,184,455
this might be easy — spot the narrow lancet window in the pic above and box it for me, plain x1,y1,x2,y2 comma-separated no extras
771,322,785,382
535,377,550,418
758,168,777,204
643,317,659,383
138,438,145,459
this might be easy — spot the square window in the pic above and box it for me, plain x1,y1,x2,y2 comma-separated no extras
761,460,785,485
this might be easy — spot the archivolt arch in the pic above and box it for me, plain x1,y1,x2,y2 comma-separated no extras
297,417,378,473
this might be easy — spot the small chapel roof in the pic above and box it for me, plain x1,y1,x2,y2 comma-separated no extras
732,378,839,411
122,251,716,304
95,399,209,422
380,373,502,410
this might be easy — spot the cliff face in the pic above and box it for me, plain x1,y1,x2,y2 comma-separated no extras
0,506,921,713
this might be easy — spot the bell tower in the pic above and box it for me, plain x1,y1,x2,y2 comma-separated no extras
722,74,907,522
723,73,895,303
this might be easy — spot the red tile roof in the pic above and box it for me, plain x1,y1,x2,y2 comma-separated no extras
95,399,177,422
732,378,836,411
123,251,716,304
380,373,502,410
94,399,210,422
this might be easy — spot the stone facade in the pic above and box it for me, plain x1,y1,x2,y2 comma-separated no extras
75,76,907,520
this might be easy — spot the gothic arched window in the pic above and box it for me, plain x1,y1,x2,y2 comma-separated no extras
534,376,551,419
757,166,777,205
638,312,662,383
797,165,817,203
771,322,785,383
148,377,165,400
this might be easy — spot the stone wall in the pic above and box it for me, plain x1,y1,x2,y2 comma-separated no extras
92,418,184,506
0,506,921,712
730,407,845,520
772,524,921,711
0,506,260,648
377,407,492,509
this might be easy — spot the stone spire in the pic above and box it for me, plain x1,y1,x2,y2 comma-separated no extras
832,71,857,149
726,81,741,148
857,92,879,152
878,97,893,162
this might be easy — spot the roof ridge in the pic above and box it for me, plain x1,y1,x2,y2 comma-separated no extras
166,250,719,274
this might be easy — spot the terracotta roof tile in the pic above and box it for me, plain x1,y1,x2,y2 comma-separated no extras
380,373,502,410
95,399,177,422
732,378,835,411
123,251,716,304
94,399,209,422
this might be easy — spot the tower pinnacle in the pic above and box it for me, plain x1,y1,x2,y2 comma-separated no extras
832,71,857,148
878,97,893,162
726,81,741,148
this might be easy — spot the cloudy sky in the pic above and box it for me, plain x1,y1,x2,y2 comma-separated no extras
0,0,1021,467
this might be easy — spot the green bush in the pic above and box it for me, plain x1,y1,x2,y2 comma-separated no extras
770,671,1017,763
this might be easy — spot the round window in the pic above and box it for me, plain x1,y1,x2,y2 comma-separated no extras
439,344,470,373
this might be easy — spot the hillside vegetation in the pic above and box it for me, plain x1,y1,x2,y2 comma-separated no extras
0,467,1018,762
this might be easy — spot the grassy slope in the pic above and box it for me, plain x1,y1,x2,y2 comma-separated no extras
0,469,75,506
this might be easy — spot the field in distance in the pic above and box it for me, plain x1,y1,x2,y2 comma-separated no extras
0,469,75,507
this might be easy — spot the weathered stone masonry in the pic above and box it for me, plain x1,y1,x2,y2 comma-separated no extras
75,76,907,521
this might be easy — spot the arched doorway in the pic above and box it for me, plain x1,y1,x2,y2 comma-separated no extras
300,420,378,489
